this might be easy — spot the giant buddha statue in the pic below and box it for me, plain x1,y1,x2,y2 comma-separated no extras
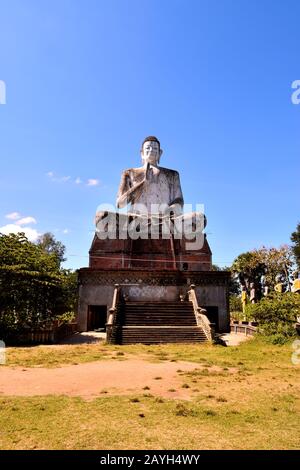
116,136,184,215
95,136,206,246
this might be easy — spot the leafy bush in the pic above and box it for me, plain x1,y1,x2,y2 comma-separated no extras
245,292,300,343
230,311,244,322
229,295,242,313
266,333,290,345
0,233,78,340
56,311,76,323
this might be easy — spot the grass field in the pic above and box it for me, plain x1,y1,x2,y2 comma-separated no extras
4,336,298,369
0,337,299,450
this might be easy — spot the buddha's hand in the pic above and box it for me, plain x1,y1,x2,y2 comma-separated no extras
144,162,151,182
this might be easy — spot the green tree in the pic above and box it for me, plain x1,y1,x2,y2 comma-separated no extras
231,245,293,296
258,245,293,289
245,292,300,343
231,250,265,295
37,232,66,267
291,223,300,270
0,233,77,340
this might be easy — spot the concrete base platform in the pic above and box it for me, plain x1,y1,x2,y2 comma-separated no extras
77,269,230,334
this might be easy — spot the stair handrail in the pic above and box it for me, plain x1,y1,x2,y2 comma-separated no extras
106,284,120,342
187,284,213,341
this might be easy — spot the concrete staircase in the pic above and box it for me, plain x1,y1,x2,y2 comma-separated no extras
115,301,208,344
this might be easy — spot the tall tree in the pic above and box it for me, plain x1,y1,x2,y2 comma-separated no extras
231,245,293,296
231,251,265,294
0,233,77,340
291,223,300,270
37,232,66,267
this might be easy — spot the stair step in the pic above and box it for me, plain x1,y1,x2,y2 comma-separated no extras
110,300,210,345
118,325,207,344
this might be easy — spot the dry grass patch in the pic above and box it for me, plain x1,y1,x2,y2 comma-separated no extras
0,393,299,450
3,336,286,369
0,338,299,449
4,344,130,368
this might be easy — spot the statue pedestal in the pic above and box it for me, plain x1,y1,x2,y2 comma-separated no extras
89,232,212,271
77,233,230,336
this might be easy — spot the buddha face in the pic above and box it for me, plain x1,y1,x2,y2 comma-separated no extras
141,140,162,166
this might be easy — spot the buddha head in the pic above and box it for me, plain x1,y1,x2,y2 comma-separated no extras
140,136,163,166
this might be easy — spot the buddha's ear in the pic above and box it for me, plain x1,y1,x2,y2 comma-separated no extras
158,148,163,164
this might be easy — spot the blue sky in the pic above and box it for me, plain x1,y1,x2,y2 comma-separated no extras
0,0,299,270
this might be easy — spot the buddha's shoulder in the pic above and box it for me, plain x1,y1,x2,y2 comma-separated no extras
121,166,180,177
159,166,180,177
121,167,144,177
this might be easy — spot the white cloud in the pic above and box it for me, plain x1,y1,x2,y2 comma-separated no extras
47,172,99,187
5,212,21,220
15,216,37,226
0,224,40,242
47,172,71,183
62,228,69,234
87,178,99,186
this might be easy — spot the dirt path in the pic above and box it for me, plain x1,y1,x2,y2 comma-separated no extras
0,359,212,400
219,333,252,346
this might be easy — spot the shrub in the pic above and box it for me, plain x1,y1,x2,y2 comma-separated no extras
266,334,289,345
245,292,300,342
0,233,78,340
230,311,244,322
229,295,242,313
56,311,76,323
